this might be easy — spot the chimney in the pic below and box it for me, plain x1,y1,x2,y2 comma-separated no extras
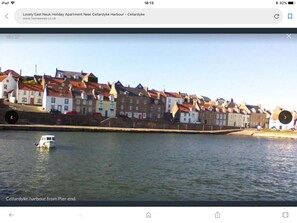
20,69,22,76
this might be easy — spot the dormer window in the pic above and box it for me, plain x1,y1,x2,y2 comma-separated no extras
99,95,103,101
139,92,143,97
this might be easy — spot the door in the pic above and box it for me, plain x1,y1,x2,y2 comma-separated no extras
105,110,108,117
57,105,62,112
82,107,86,115
30,98,34,105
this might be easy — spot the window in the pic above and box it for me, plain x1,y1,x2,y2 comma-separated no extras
89,100,92,106
136,99,139,104
120,105,124,110
4,84,7,90
144,100,147,105
37,99,42,104
168,99,171,103
31,91,34,96
65,99,69,104
99,95,103,101
21,98,27,103
129,105,132,110
99,103,103,111
121,97,125,103
76,99,80,104
51,105,55,109
130,98,133,104
76,106,80,112
143,113,146,119
111,104,115,111
88,107,92,113
136,106,138,111
83,100,86,105
51,97,56,103
6,79,9,83
38,92,41,96
64,105,68,111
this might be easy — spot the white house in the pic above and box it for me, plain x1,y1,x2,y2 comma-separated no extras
172,103,199,123
0,73,17,99
227,108,243,127
163,91,183,113
269,107,295,130
43,86,73,113
17,83,43,105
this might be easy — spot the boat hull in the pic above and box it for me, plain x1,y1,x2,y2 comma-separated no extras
38,141,56,149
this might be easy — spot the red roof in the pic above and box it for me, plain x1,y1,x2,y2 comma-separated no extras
69,80,85,89
0,75,7,82
164,91,182,98
19,83,43,92
178,103,197,113
47,86,72,98
3,70,20,79
147,89,158,98
44,77,66,86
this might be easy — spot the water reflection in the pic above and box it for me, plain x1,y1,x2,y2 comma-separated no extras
1,131,297,201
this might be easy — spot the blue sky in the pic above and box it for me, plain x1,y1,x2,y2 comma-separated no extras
0,34,296,110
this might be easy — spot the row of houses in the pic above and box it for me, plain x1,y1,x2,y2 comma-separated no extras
0,68,295,129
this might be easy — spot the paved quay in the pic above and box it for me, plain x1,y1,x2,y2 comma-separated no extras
0,124,241,134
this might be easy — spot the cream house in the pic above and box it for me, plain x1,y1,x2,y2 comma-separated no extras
17,83,43,105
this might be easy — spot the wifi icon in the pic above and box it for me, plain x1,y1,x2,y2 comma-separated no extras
10,1,15,4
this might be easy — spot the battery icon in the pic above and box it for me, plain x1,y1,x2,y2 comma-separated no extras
288,1,295,4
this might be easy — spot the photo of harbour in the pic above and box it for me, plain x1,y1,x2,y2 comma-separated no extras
1,131,297,202
1,34,297,203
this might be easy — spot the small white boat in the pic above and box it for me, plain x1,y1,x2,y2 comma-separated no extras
36,135,56,149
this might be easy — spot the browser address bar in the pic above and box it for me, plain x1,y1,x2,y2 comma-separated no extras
15,8,282,25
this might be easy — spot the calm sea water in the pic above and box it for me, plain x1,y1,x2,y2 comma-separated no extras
0,131,297,201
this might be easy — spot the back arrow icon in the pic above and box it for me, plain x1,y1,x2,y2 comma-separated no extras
5,14,8,19
9,213,14,217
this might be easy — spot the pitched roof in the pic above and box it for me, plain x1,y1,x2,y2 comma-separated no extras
178,103,197,113
0,75,7,82
114,82,149,97
3,70,20,79
85,82,110,91
246,104,263,113
46,86,72,98
18,83,43,92
55,68,90,80
147,89,159,98
72,89,95,100
69,80,86,89
200,95,212,102
163,91,182,98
